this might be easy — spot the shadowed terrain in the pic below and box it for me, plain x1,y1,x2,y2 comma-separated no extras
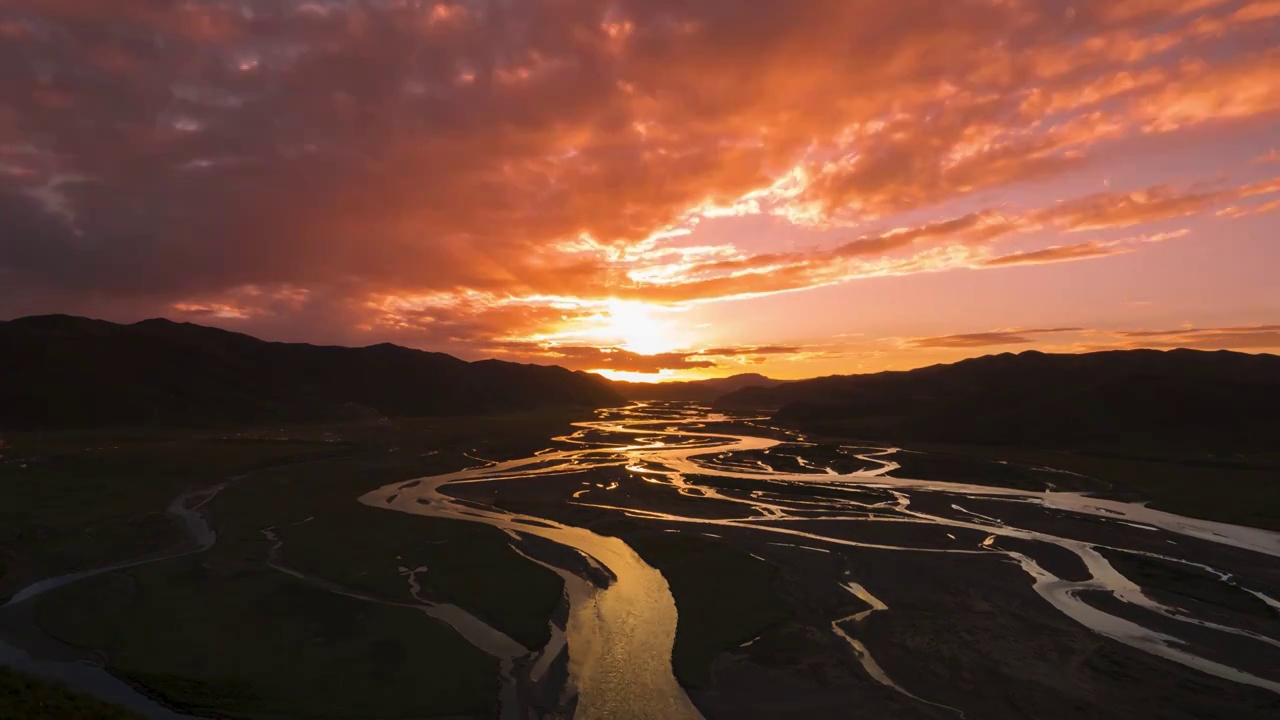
717,349,1280,452
716,349,1280,530
612,374,783,401
0,315,621,430
2,341,1278,720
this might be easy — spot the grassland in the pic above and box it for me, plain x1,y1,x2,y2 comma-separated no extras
1,410,582,718
912,443,1280,531
0,432,343,599
34,557,499,718
0,666,144,719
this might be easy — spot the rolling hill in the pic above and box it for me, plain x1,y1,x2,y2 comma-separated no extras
0,315,623,430
715,349,1280,452
611,373,783,401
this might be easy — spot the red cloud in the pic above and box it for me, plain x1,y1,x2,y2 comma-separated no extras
1,0,1278,355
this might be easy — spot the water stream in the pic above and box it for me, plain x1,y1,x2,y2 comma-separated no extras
365,401,1280,717
6,401,1277,719
0,486,223,719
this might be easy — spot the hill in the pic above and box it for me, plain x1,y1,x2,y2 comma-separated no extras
0,315,622,430
611,373,783,401
715,349,1280,452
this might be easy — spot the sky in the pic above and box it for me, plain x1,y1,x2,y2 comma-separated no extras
1,0,1278,381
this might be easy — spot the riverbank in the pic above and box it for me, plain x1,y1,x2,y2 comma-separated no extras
0,666,143,719
6,402,1279,719
1,410,583,719
406,403,1280,719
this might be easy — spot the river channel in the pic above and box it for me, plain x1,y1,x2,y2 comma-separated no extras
6,401,1278,719
365,401,1280,718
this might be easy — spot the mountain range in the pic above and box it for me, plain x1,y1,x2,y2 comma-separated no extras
0,315,621,430
717,349,1280,452
611,373,784,401
4,315,1278,451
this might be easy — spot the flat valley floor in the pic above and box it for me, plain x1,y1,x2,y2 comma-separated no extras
3,402,1279,719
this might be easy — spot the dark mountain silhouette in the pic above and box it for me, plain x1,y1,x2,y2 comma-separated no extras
611,373,783,401
716,349,1280,451
0,315,622,430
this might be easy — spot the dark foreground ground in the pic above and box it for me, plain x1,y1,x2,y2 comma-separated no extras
1,413,578,718
1,406,1278,719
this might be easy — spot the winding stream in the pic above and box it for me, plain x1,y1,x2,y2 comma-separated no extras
6,401,1278,719
0,486,222,719
365,401,1280,717
362,467,703,720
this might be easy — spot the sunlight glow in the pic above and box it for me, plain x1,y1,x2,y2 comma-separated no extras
591,368,684,383
594,300,683,355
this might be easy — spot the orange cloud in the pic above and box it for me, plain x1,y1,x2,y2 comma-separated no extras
905,323,1280,354
1109,324,1280,349
3,0,1279,360
1033,175,1280,231
1136,49,1280,132
907,327,1084,348
980,241,1132,267
508,345,717,374
606,176,1241,305
1216,198,1280,218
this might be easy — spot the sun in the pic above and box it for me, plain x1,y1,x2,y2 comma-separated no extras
597,300,680,355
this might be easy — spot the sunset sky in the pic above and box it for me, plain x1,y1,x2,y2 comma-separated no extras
2,0,1278,380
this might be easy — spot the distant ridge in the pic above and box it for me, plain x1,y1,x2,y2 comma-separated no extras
715,349,1280,451
0,315,622,430
611,373,783,401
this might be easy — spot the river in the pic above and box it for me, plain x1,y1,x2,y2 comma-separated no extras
364,401,1280,717
0,486,222,719
6,401,1278,718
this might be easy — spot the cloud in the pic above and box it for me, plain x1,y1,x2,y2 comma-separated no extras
479,340,830,374
1031,175,1280,231
1216,198,1280,218
1,0,1278,354
1115,324,1280,337
608,180,1222,305
980,241,1132,267
1135,48,1280,133
906,323,1280,354
1109,324,1280,349
1034,186,1222,231
698,345,804,357
488,344,716,374
907,327,1083,348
